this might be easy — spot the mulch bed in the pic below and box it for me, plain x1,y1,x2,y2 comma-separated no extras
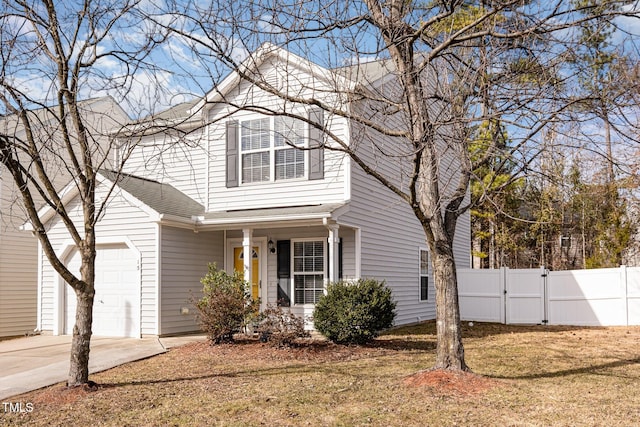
403,369,502,396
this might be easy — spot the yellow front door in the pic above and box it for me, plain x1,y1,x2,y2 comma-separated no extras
234,246,260,301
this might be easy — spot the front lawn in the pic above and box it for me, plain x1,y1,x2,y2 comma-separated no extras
2,322,639,426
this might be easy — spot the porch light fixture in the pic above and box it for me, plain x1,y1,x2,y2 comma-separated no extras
268,239,276,253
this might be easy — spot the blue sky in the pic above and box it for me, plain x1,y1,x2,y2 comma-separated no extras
2,0,639,127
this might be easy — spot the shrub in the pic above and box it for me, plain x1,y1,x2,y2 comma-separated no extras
313,279,396,345
193,263,259,344
255,304,310,347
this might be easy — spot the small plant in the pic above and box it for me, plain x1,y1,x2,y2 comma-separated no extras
255,304,309,347
313,279,396,345
193,263,260,344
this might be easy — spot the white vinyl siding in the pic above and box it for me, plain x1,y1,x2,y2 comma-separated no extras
206,61,348,212
341,100,435,325
342,166,431,325
159,226,224,335
0,206,37,337
119,130,208,207
340,70,471,326
0,175,37,337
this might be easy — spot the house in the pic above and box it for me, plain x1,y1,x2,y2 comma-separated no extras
0,96,128,337
35,45,471,338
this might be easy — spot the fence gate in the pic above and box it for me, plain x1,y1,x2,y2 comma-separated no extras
505,268,547,324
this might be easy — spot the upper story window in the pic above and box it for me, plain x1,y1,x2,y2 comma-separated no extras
240,117,306,184
225,108,325,188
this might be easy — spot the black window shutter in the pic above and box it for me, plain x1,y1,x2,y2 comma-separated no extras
226,120,239,187
277,240,292,306
277,240,291,278
308,107,324,180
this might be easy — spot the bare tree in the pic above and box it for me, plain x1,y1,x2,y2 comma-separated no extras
155,0,639,371
0,0,167,386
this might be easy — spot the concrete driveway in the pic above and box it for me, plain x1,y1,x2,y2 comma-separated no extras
0,334,205,400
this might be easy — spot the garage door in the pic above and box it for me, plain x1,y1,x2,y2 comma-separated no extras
65,244,140,338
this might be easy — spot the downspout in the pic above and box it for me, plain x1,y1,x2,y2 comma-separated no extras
36,239,43,332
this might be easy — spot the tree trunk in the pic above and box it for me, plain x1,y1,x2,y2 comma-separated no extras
68,246,96,387
68,287,94,386
432,244,469,371
604,118,614,184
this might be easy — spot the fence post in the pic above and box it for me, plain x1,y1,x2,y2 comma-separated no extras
541,266,549,325
501,267,507,324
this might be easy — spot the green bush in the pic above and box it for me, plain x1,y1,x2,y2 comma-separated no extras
193,264,259,344
313,279,396,345
255,304,309,348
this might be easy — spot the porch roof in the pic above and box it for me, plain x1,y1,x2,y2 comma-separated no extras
198,203,348,228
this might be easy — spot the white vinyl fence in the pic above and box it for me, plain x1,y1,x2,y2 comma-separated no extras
458,266,640,326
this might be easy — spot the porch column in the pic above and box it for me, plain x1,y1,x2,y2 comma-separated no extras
242,228,253,286
327,224,340,283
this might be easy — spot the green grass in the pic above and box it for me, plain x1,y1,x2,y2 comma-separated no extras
2,322,640,426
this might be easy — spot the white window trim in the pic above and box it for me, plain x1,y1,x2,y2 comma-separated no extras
291,237,327,306
239,116,308,184
419,247,429,302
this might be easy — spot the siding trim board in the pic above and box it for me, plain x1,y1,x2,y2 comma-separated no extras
155,223,162,336
37,240,43,332
335,221,362,279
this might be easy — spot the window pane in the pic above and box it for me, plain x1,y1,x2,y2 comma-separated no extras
294,274,324,304
274,116,305,147
420,277,428,300
420,250,429,275
304,257,314,272
241,118,270,151
303,241,313,257
242,152,270,183
275,149,304,180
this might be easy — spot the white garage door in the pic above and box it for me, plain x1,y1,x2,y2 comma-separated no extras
65,244,140,338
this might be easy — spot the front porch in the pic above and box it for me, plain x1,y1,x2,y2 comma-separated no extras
220,223,359,322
